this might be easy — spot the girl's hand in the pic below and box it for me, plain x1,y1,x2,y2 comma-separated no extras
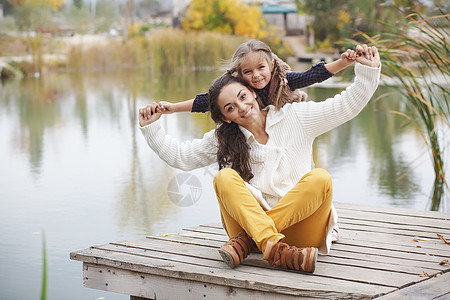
355,45,380,68
139,102,162,127
340,49,357,65
157,101,176,114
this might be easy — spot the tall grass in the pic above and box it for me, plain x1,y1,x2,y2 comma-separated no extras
352,10,449,210
27,34,44,74
149,29,246,74
66,29,246,73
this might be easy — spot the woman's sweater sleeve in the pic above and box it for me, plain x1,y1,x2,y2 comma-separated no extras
294,63,381,138
139,120,217,170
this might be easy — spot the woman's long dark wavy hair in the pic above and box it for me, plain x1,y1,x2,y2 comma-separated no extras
208,74,263,182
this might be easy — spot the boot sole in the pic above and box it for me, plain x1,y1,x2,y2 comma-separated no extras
218,248,237,269
308,248,318,273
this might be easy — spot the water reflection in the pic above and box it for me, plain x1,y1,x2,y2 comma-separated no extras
307,84,441,209
0,70,446,213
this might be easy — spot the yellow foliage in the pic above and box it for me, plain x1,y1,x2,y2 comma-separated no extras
182,0,267,39
337,10,350,30
128,23,141,36
10,0,66,11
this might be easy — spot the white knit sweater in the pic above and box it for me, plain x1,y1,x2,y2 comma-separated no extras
140,62,381,254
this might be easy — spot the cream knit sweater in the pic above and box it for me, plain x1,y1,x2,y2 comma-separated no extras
140,62,381,254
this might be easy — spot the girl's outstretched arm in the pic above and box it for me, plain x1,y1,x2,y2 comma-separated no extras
323,49,356,74
157,99,195,114
156,91,210,114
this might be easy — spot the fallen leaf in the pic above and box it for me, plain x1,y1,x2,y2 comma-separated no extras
415,237,430,241
419,271,430,277
437,234,450,245
416,245,422,248
161,233,169,237
439,259,450,265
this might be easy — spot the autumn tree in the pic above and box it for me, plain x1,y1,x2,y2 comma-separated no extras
181,0,267,39
296,0,448,49
10,0,67,30
10,0,66,11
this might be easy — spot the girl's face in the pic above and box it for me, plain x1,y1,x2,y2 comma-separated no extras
217,82,261,127
239,51,274,90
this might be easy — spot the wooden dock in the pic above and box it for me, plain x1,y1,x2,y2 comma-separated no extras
70,202,450,299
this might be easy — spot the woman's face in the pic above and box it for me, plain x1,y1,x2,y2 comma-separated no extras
217,82,261,126
239,51,274,90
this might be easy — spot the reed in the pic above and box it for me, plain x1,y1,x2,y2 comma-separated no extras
351,10,449,210
148,29,247,73
27,34,44,74
40,230,47,300
66,29,245,73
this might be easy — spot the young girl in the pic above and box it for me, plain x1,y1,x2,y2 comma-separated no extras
138,45,381,273
156,39,356,114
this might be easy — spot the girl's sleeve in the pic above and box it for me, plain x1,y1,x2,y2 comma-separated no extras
139,120,217,170
294,63,381,138
287,62,334,90
192,93,209,113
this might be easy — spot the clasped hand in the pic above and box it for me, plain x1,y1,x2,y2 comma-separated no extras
139,102,162,127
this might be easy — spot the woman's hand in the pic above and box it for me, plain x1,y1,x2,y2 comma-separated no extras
355,45,380,68
139,102,162,127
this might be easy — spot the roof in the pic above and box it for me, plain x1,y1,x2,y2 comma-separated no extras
260,4,297,14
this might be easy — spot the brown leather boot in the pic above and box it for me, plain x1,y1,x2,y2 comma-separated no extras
263,240,318,273
218,230,254,268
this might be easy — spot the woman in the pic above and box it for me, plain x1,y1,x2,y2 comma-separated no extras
139,45,381,273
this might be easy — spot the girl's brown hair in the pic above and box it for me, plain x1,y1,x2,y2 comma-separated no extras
227,39,302,110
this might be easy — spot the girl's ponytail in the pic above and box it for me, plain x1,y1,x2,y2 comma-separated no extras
269,54,303,110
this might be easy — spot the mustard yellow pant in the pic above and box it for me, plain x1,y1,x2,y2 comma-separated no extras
213,168,333,253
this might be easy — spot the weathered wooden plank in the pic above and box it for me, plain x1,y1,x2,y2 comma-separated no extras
336,222,446,239
337,211,450,233
334,202,450,220
182,226,227,236
330,242,446,264
184,224,450,254
376,271,450,299
336,236,450,257
83,263,310,300
111,237,426,288
339,229,450,252
147,233,448,274
100,241,400,293
71,247,392,298
337,217,450,236
175,229,450,265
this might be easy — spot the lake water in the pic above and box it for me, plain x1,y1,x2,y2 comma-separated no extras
0,65,448,299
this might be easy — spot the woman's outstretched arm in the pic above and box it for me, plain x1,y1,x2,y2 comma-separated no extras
293,46,381,139
139,103,217,170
